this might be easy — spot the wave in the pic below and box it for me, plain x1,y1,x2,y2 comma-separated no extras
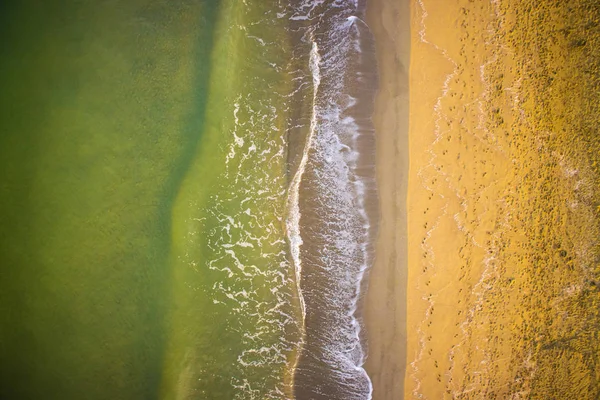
286,37,322,327
285,1,379,399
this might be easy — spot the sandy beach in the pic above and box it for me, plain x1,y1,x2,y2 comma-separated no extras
366,0,600,398
404,0,600,397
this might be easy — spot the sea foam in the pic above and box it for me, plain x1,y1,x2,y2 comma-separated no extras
285,1,378,399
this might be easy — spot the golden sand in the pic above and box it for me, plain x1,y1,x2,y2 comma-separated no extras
404,0,600,398
367,0,600,398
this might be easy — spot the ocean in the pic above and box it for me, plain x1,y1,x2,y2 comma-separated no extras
0,0,379,399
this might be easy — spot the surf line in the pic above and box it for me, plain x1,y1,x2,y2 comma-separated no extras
285,33,321,381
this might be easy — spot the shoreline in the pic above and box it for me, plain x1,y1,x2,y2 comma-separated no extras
364,0,411,398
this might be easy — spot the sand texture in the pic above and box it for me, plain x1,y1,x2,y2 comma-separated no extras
404,0,600,398
364,0,410,398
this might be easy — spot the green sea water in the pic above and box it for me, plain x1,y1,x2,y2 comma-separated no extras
160,0,302,398
0,0,300,399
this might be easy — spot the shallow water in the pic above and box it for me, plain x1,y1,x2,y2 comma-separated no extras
0,0,379,399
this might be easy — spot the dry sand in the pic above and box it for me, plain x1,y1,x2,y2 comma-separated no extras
366,0,600,399
403,0,600,399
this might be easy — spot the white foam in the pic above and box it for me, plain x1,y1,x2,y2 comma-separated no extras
287,38,322,326
284,5,376,397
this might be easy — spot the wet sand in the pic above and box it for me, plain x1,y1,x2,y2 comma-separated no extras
364,0,410,398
